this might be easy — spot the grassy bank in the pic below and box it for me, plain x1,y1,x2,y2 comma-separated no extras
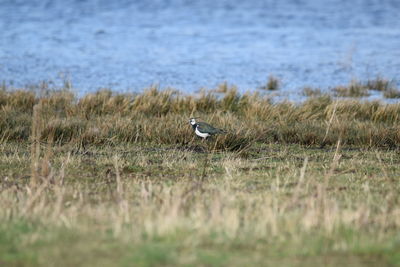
1,85,400,148
1,85,400,266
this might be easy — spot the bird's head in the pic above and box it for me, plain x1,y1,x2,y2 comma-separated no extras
189,118,198,125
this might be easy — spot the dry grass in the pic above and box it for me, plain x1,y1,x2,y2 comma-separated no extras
1,84,400,266
1,86,400,149
332,80,370,97
332,77,399,99
302,87,323,97
259,75,280,90
365,76,391,91
383,88,400,99
1,139,399,266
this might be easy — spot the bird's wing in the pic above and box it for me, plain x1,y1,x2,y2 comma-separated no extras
197,122,225,134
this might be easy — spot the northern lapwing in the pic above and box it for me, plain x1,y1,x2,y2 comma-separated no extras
189,118,226,139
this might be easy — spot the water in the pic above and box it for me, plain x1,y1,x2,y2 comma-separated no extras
1,0,399,101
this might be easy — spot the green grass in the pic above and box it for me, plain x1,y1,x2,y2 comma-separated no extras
1,84,400,266
1,141,400,266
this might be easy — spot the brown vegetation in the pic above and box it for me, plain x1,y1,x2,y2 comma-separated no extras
1,85,400,150
1,83,400,266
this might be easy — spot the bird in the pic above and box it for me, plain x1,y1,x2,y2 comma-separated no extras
189,118,226,139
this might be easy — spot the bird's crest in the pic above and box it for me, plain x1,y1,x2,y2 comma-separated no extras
189,117,200,125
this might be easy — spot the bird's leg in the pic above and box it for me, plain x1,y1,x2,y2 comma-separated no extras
201,145,209,183
204,137,209,152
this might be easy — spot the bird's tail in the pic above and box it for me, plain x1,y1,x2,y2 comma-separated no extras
218,128,228,134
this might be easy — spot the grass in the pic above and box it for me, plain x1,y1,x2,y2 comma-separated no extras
332,80,370,97
302,87,323,97
383,89,400,99
365,76,392,91
259,75,280,91
1,84,400,266
332,77,399,99
2,85,400,148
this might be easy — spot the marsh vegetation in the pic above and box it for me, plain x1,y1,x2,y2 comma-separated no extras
1,83,400,266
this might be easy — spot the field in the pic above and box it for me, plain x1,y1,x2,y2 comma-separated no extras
1,84,400,266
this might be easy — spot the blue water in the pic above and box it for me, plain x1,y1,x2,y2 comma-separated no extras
1,0,399,101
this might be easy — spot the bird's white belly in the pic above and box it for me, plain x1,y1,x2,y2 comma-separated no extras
195,127,210,139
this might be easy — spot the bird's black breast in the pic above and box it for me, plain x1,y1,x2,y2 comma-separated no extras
191,123,197,131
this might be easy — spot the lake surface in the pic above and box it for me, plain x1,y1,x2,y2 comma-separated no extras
1,0,399,101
